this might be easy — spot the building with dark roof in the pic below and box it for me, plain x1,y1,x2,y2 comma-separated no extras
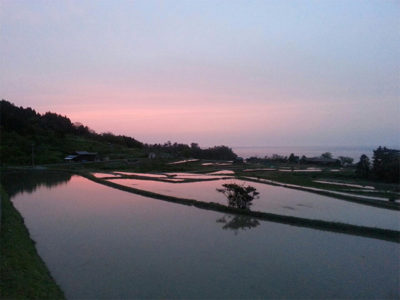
64,151,98,162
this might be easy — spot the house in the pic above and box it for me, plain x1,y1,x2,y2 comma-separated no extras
64,151,98,162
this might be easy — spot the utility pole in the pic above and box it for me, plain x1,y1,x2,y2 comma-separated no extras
31,142,35,167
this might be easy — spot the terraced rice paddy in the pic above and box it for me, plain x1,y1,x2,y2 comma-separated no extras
6,171,399,299
107,177,399,230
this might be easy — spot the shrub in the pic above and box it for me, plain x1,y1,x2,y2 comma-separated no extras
217,183,259,209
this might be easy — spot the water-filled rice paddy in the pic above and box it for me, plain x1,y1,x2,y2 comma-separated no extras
5,171,399,299
108,177,399,230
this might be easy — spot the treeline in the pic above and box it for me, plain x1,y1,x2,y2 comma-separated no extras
246,152,350,166
1,100,143,164
245,147,399,183
0,100,237,164
356,147,400,183
145,142,237,160
1,100,143,147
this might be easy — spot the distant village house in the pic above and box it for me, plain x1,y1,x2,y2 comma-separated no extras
64,151,98,162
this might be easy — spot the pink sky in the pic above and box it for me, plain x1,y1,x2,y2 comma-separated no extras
1,1,399,147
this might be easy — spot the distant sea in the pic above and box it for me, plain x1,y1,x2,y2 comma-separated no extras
232,146,386,161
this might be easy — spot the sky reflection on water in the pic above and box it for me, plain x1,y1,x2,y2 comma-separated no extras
108,178,399,230
7,172,400,299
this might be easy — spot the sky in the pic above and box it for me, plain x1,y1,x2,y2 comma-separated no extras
1,0,399,147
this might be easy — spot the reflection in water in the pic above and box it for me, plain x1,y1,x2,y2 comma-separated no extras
1,170,72,197
6,172,400,299
108,178,400,230
216,214,260,235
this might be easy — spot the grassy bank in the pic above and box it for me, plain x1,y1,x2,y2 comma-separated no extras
0,187,65,299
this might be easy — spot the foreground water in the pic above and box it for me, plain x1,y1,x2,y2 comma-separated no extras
5,171,399,299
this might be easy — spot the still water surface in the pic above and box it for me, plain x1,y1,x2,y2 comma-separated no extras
108,178,399,230
5,171,399,299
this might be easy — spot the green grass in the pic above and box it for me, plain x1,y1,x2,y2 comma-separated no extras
0,187,65,299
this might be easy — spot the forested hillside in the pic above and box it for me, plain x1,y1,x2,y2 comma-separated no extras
0,100,143,165
0,100,237,165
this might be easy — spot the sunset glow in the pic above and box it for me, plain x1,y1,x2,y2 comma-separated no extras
1,0,399,147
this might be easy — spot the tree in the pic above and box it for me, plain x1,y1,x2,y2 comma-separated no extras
270,154,287,162
40,112,74,136
288,153,299,163
217,183,259,209
372,146,400,182
201,145,237,160
356,154,370,178
338,156,354,166
321,152,333,159
190,143,200,149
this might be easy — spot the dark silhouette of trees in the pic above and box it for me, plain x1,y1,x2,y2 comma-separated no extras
1,99,236,164
40,112,74,137
201,145,237,160
321,152,333,159
0,100,143,165
0,100,40,134
0,100,143,148
145,143,237,160
356,154,370,178
355,147,399,182
73,122,91,136
288,153,299,163
270,154,287,162
190,142,202,157
372,147,400,183
217,183,259,209
338,156,354,166
100,132,142,148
